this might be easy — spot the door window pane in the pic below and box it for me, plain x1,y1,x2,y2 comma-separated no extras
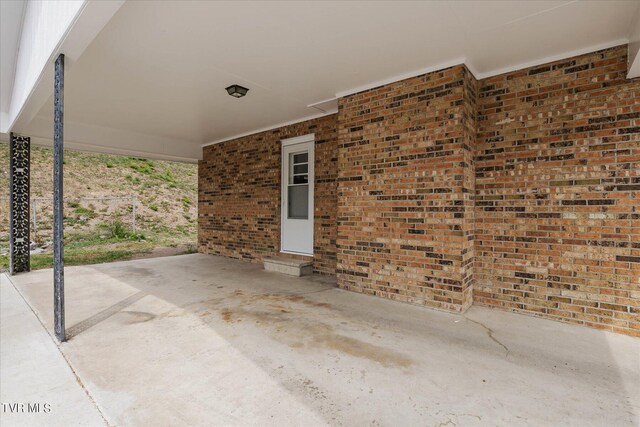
288,185,308,219
293,175,308,184
293,153,308,164
293,164,308,174
289,151,309,185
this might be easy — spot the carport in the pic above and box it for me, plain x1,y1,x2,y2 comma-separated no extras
2,2,640,424
4,1,640,340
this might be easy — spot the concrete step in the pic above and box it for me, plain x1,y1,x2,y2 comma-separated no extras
263,256,313,277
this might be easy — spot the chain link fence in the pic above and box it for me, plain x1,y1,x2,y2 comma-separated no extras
1,195,137,255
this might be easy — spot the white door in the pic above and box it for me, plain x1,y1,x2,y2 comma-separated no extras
281,134,314,256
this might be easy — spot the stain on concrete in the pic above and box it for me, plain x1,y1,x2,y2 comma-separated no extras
281,294,332,308
160,308,187,318
316,333,412,368
298,377,328,401
198,290,413,369
221,309,237,323
121,311,156,324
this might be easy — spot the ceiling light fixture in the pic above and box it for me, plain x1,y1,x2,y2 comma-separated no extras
225,84,249,98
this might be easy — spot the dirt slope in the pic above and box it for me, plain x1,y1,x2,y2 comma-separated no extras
1,144,197,244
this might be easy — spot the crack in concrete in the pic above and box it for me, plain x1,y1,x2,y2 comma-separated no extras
464,317,510,357
435,418,456,427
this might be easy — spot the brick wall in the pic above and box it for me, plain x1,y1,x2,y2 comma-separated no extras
198,114,338,275
198,45,638,335
336,65,477,312
475,45,640,335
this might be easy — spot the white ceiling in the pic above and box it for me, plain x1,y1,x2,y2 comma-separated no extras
27,0,640,159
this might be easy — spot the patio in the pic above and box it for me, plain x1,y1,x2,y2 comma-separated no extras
3,254,639,426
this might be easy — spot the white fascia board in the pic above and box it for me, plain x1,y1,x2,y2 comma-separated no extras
25,115,201,163
629,43,640,79
6,1,125,135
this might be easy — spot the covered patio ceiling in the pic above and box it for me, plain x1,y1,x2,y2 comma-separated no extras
6,0,640,162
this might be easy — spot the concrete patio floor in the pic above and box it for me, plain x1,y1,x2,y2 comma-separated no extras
3,254,639,426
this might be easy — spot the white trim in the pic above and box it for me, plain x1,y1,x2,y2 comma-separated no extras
335,57,467,98
471,38,629,80
307,97,337,109
463,60,481,80
307,97,338,114
280,133,314,147
202,110,335,148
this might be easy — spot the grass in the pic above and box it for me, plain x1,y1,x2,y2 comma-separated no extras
74,206,96,217
129,160,155,174
28,250,137,270
0,145,198,273
159,170,176,185
0,248,141,271
0,230,195,272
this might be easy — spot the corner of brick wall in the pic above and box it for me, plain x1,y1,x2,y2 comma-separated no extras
336,65,478,312
461,65,479,311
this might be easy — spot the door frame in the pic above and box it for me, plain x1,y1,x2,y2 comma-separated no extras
280,133,315,256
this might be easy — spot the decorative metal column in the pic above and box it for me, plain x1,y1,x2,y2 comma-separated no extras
53,53,65,342
8,133,30,275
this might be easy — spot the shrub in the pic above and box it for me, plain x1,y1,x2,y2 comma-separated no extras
129,160,154,174
159,170,176,184
110,218,130,239
74,206,96,218
125,175,140,185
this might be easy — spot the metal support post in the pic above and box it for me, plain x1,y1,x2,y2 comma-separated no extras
53,53,66,342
